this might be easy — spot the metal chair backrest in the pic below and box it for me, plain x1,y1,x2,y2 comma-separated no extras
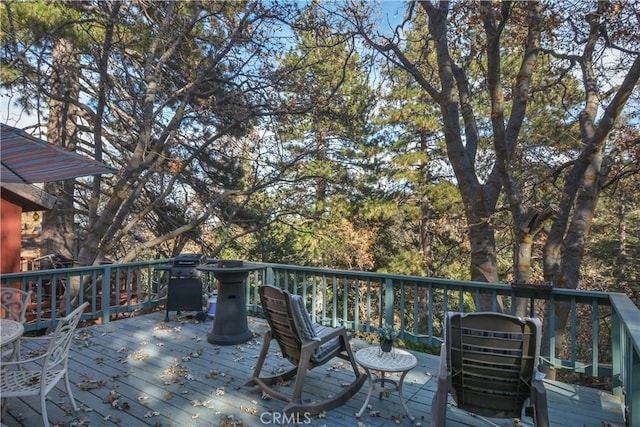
446,311,542,418
42,302,88,374
0,288,31,323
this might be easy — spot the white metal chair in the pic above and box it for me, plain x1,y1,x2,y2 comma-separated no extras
0,302,88,427
1,288,31,361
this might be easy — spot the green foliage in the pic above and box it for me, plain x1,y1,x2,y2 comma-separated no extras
377,324,398,341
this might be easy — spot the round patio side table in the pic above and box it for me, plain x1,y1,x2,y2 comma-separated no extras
355,346,420,425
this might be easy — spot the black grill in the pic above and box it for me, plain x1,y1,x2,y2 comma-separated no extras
165,254,206,322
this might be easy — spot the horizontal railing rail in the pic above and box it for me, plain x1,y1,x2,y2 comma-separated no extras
2,259,636,425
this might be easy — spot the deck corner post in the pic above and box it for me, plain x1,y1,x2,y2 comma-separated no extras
102,265,111,324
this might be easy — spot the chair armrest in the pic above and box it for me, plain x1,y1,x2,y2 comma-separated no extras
431,343,449,427
16,335,51,346
18,335,50,342
299,326,346,353
436,342,448,377
14,335,50,351
1,352,47,366
314,325,347,343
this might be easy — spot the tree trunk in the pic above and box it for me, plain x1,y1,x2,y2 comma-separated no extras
514,233,534,316
419,195,434,274
42,37,81,261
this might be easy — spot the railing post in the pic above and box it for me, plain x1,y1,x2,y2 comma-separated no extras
630,344,640,427
102,265,111,324
384,278,394,327
265,266,274,285
612,307,623,398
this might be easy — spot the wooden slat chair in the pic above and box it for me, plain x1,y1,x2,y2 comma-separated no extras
245,285,366,415
0,302,89,427
1,288,32,361
431,311,549,427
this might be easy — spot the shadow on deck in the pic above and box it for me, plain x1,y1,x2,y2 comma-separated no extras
0,311,625,427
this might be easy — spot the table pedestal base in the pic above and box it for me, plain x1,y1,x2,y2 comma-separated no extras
207,329,253,345
206,276,252,345
355,368,419,425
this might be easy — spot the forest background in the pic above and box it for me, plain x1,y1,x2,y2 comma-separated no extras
1,1,638,319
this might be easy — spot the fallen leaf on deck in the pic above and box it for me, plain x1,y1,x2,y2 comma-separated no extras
209,370,224,379
241,405,258,415
220,415,252,427
103,390,119,404
26,348,46,358
133,350,150,360
76,378,107,391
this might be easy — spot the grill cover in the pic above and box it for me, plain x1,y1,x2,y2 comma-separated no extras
165,254,206,321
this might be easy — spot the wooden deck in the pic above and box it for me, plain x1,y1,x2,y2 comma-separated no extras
1,311,625,427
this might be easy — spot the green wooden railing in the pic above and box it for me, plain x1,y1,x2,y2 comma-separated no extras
2,259,637,425
0,259,170,331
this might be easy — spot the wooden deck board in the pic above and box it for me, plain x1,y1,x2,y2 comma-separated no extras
1,311,625,427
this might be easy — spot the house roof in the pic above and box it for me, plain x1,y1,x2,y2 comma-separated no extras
1,183,56,211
